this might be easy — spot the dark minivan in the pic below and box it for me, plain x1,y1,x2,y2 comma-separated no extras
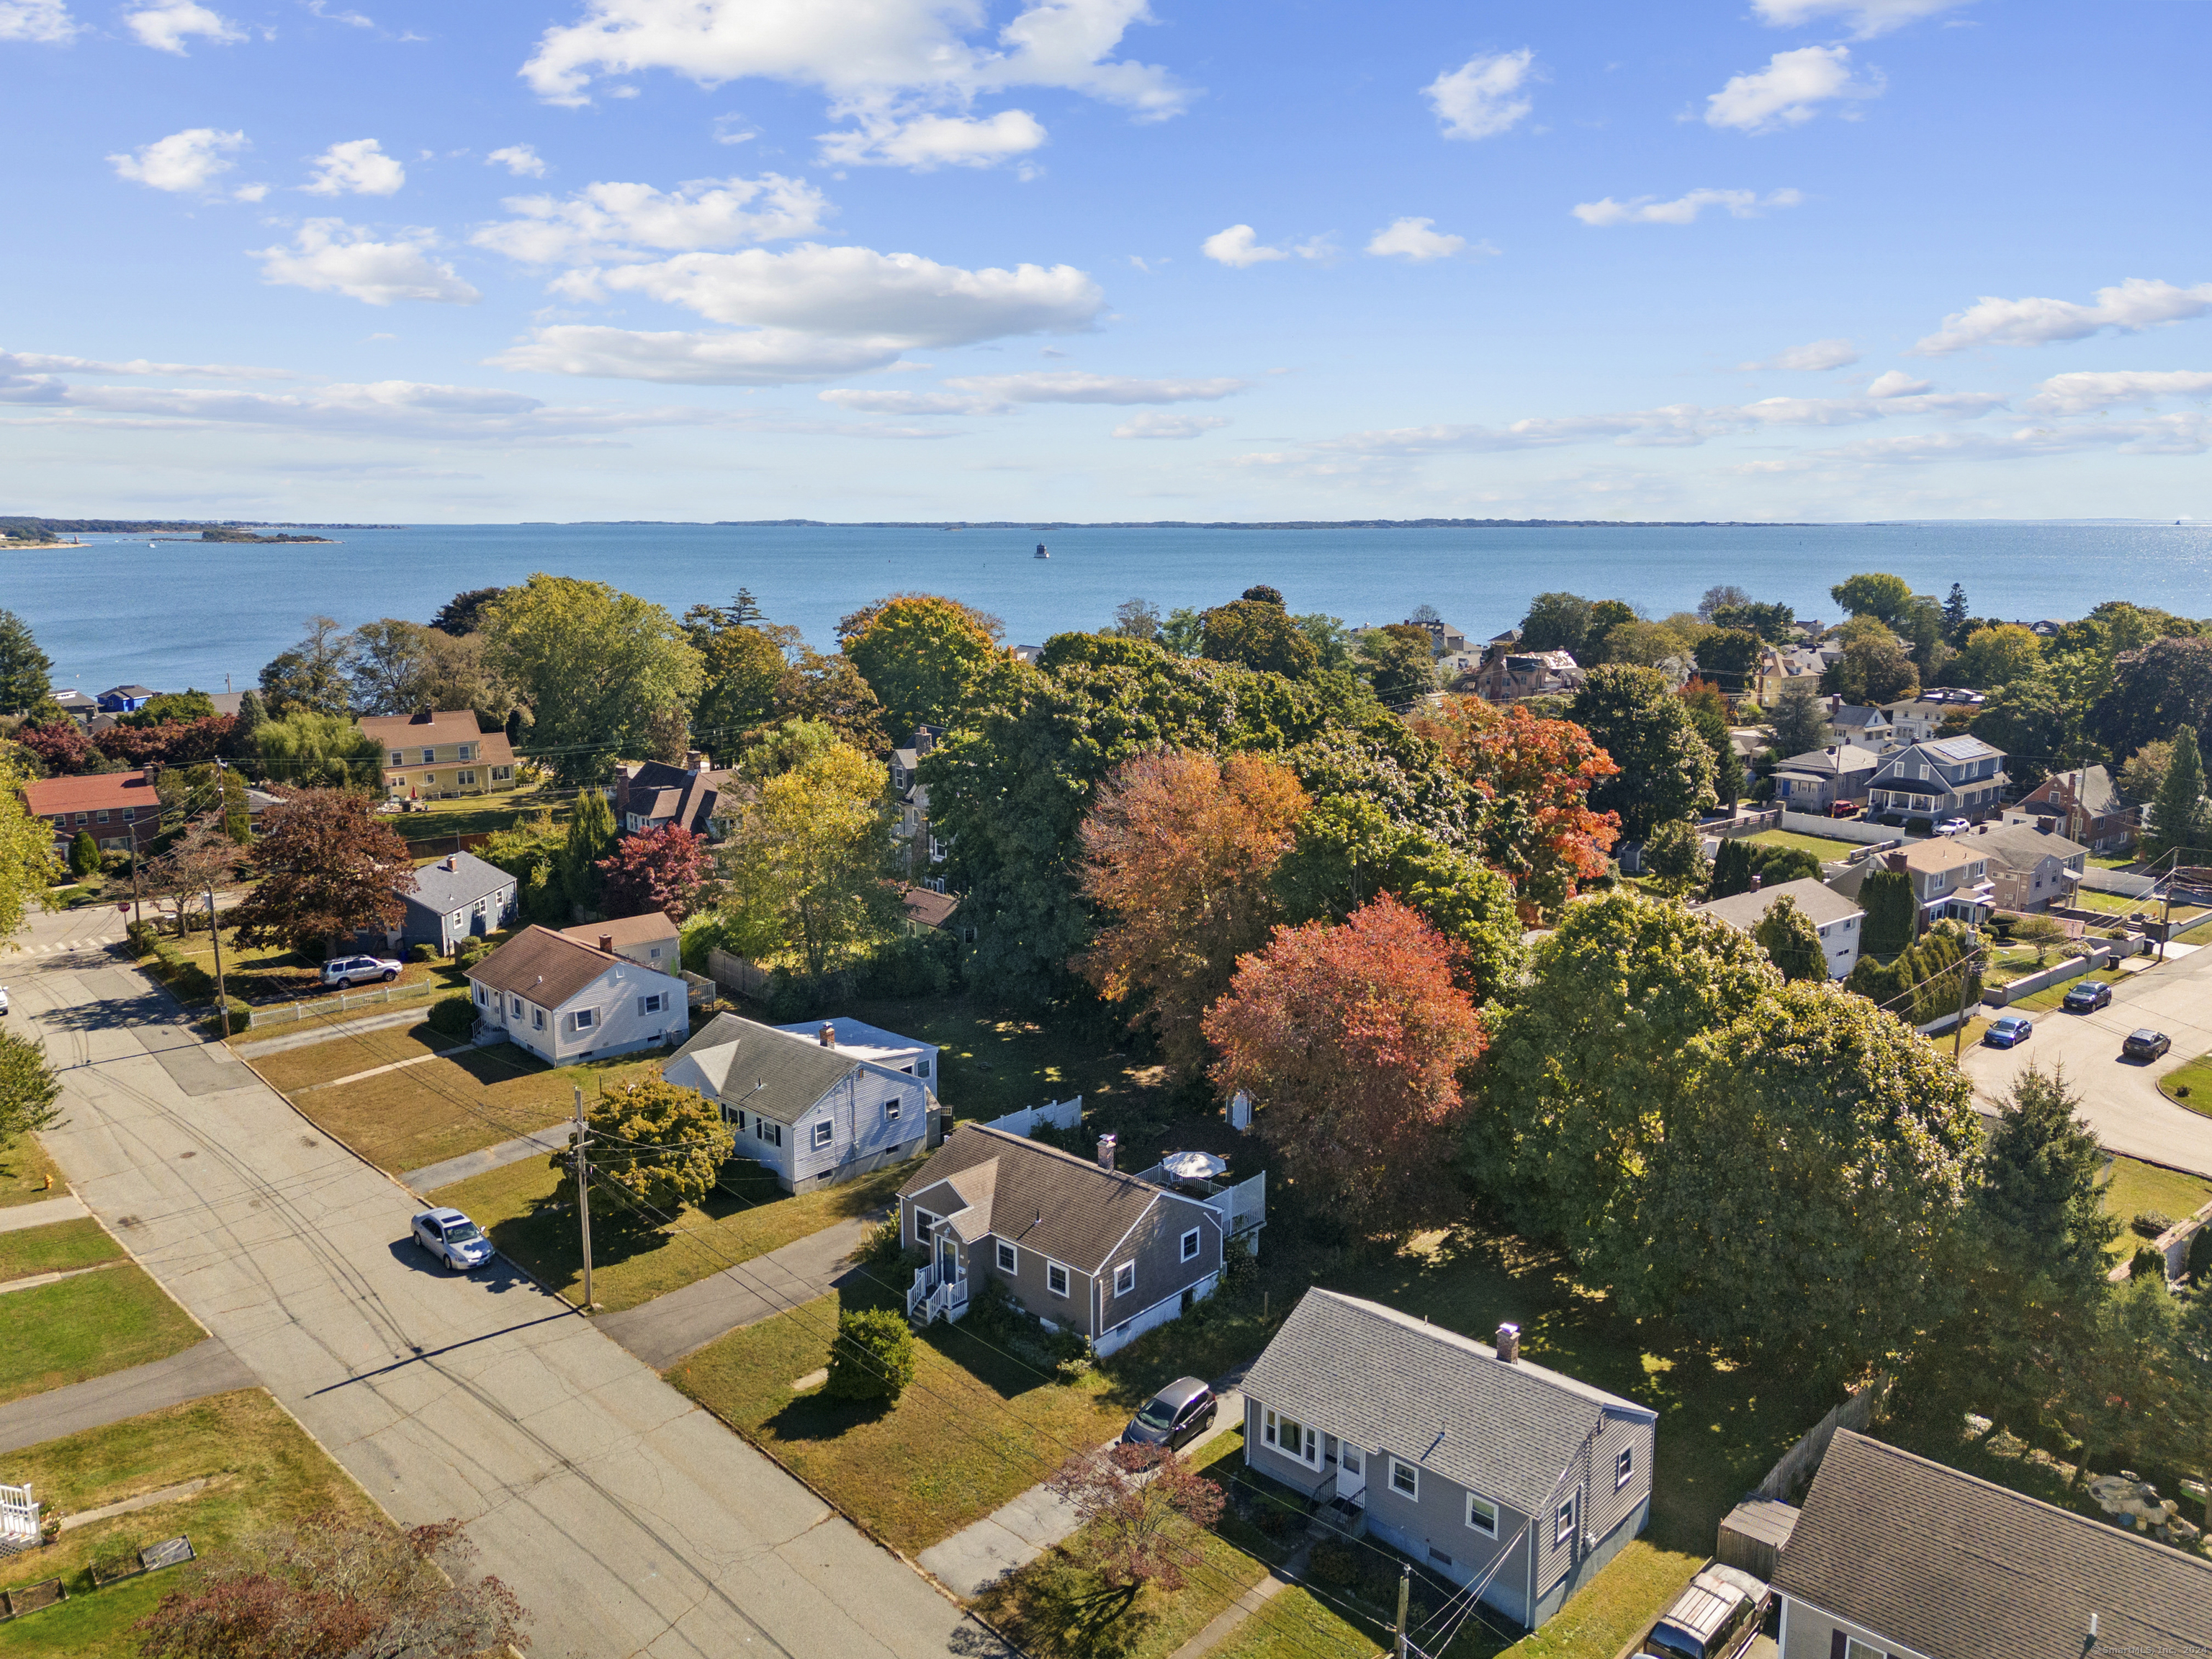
1122,1377,1218,1450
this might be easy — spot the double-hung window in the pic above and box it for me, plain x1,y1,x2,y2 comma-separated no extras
1179,1227,1202,1263
1465,1493,1498,1537
421,748,436,765
1046,1261,1070,1298
884,1097,902,1123
638,993,663,1015
995,1240,1017,1273
1555,1495,1578,1547
1388,1457,1419,1499
1615,1447,1634,1490
1112,1261,1136,1297
532,1008,546,1030
1264,1411,1320,1468
755,1119,782,1146
811,1119,834,1150
572,1008,595,1032
389,751,404,767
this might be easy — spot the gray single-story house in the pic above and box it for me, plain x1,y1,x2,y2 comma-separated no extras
1241,1289,1656,1630
376,850,516,956
464,925,689,1066
897,1125,1236,1353
1696,877,1866,979
665,1012,932,1194
560,912,681,974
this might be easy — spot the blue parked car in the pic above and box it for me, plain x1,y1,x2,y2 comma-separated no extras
1984,1015,2033,1048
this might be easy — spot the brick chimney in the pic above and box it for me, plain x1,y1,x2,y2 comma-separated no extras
598,934,613,953
687,750,711,773
444,854,458,871
1496,1323,1520,1363
1096,1132,1117,1172
818,1022,837,1048
1887,850,1909,873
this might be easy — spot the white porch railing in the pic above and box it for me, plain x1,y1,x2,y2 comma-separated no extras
0,1482,40,1556
906,1262,971,1325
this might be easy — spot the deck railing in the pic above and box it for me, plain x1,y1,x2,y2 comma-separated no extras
0,1483,40,1557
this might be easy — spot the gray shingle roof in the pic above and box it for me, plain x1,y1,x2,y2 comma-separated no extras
898,1124,1197,1275
1959,819,2087,869
1696,878,1865,932
405,851,514,913
665,1012,858,1124
1241,1289,1653,1516
1775,1432,2212,1659
1771,744,1881,779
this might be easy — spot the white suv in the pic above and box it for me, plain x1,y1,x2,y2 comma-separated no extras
321,954,401,988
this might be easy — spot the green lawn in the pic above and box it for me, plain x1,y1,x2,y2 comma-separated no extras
2100,1156,2212,1253
143,922,453,1010
0,1133,66,1208
0,1217,125,1285
251,1020,458,1092
0,1390,387,1658
973,1519,1271,1659
1209,1585,1387,1659
2159,1050,2212,1118
0,1264,207,1406
1747,827,1861,860
434,1156,912,1310
392,784,563,846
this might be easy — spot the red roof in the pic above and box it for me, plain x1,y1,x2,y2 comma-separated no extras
22,770,159,817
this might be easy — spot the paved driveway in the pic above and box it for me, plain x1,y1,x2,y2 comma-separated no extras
8,908,1010,1659
1961,943,2212,1175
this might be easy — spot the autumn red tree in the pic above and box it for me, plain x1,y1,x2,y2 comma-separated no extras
1076,749,1308,1080
226,788,413,953
1202,894,1488,1229
1413,699,1621,921
135,1514,526,1659
17,718,97,776
595,823,714,922
1045,1443,1226,1591
97,714,235,769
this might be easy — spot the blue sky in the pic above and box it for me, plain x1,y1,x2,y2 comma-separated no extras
4,0,2208,523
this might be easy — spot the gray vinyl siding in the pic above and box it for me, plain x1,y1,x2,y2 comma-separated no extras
1240,1395,1338,1503
1094,1195,1221,1341
979,1232,1094,1334
1777,1597,1905,1659
1364,1447,1536,1626
749,1064,927,1193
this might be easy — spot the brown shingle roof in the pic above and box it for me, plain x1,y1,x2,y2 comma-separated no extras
467,925,619,1007
1775,1432,2212,1659
359,710,515,767
561,913,680,950
899,1123,1194,1274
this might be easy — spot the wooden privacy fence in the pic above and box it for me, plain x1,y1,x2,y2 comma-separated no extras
706,947,773,1001
1754,1377,1889,1501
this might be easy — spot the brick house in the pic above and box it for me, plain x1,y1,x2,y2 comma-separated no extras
21,769,163,858
360,710,516,801
2002,765,2134,853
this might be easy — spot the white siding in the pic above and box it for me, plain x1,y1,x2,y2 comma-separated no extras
467,960,688,1068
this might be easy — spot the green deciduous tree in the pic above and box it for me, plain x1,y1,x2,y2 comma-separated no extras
1827,637,1920,705
2094,636,2212,760
684,606,793,745
0,608,52,715
482,575,703,783
1766,678,1829,758
1111,598,1162,640
1201,598,1321,678
839,593,1004,739
250,709,384,788
0,754,64,935
1517,591,1593,657
0,1028,64,1146
1293,612,1356,672
1641,817,1709,894
1695,628,1763,689
1159,606,1205,657
227,789,413,953
429,586,506,636
2146,724,2212,860
1709,600,1796,643
346,619,515,725
1956,624,2046,689
2118,739,2170,804
478,811,567,926
1568,665,1717,840
1755,894,1828,980
827,1305,918,1402
719,739,900,976
1830,572,1916,624
585,1074,731,1218
1357,626,1436,706
258,616,356,717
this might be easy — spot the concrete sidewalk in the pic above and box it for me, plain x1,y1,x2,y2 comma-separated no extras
0,1193,89,1233
598,1213,876,1368
404,1122,570,1194
0,1339,258,1454
917,1390,1244,1598
233,1004,436,1061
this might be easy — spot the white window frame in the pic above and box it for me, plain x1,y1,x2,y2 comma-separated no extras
572,1008,595,1032
638,993,663,1015
811,1119,834,1150
1263,1411,1320,1469
1340,1446,1363,1477
421,748,436,765
458,743,473,761
532,1007,545,1030
995,1239,1017,1273
1555,1494,1577,1547
389,750,404,767
913,1208,938,1244
1389,1458,1419,1501
1046,1260,1070,1298
1615,1447,1634,1491
457,770,476,786
884,1097,902,1123
1179,1227,1201,1263
1845,1640,1884,1659
1112,1261,1136,1297
1465,1493,1498,1537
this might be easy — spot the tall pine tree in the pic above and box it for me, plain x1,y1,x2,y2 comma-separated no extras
2148,724,2211,860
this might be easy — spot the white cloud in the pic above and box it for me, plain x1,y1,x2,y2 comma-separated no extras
1114,410,1228,439
252,220,479,306
474,174,827,264
1752,0,1969,38
1200,225,1333,269
1741,338,1859,371
1914,278,2212,354
233,182,269,202
2022,369,2212,415
487,144,547,177
304,138,406,197
1866,369,1930,397
303,0,376,25
1365,217,1466,261
569,243,1104,346
818,387,1003,414
1704,47,1880,132
1423,48,1534,140
124,0,242,53
488,325,901,385
109,127,247,193
942,369,1244,404
518,0,1190,179
817,109,1047,170
0,349,289,379
0,0,76,42
1573,187,1802,226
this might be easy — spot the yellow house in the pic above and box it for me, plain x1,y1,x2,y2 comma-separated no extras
359,710,518,800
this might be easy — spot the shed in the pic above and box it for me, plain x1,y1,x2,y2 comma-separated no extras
1717,1497,1799,1581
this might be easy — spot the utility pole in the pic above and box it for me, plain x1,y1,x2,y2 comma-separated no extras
1953,939,1981,1061
1394,1563,1411,1659
206,886,227,1033
573,1083,594,1313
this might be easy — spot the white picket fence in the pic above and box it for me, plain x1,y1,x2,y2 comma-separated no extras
246,979,442,1030
980,1097,1083,1138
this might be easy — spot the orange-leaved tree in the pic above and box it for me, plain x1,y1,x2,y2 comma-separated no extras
1202,894,1487,1230
1076,750,1307,1080
1413,698,1621,922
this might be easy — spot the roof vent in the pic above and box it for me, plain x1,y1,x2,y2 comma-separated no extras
819,1022,837,1048
1496,1322,1520,1363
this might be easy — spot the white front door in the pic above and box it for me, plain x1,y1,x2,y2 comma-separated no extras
1337,1444,1367,1506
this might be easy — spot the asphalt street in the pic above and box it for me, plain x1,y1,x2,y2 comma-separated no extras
6,904,1011,1658
1961,942,2212,1176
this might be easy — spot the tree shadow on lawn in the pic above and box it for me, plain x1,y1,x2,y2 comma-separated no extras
759,1386,899,1445
973,1550,1152,1659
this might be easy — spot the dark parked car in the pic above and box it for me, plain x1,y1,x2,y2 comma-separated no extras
1642,1564,1771,1659
2062,980,2113,1012
1984,1015,2033,1049
2123,1029,2172,1062
1122,1377,1217,1450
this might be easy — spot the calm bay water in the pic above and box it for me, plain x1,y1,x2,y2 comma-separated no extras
9,521,2210,698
